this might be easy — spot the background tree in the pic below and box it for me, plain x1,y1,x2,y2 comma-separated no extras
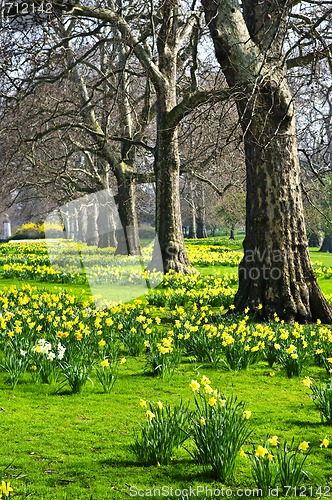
217,190,246,239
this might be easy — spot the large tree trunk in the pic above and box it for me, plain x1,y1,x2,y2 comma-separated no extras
202,0,332,323
151,8,192,274
154,124,191,273
235,104,331,322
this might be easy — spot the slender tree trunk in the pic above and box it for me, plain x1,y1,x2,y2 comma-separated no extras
86,200,99,246
196,184,207,239
114,38,141,256
319,235,332,252
188,174,197,239
97,195,118,249
151,68,191,273
114,170,140,255
308,233,322,248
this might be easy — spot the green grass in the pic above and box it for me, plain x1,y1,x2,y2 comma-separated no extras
0,240,332,498
1,359,331,499
309,249,332,266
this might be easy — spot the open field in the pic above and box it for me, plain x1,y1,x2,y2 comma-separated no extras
0,239,331,499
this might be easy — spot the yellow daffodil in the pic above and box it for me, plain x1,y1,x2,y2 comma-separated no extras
189,380,200,391
268,436,279,447
208,397,216,406
298,441,310,451
239,449,246,458
255,445,268,457
320,437,329,448
243,410,251,419
146,410,155,420
0,481,13,496
139,399,147,408
302,377,313,388
200,375,211,386
100,359,109,367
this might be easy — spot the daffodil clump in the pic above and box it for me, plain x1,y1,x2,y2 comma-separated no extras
190,375,252,482
132,398,190,465
186,243,243,267
145,333,182,380
148,274,236,309
312,262,332,280
271,320,310,377
95,356,126,393
0,241,163,287
0,285,133,392
0,480,13,498
246,436,315,496
312,324,332,375
303,376,332,424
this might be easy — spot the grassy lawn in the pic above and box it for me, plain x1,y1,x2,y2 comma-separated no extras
1,360,331,499
0,239,331,499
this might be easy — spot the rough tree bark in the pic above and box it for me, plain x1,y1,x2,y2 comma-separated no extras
151,0,192,273
202,0,332,322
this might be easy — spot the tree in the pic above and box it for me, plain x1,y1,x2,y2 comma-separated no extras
2,1,232,272
217,190,246,238
56,0,233,272
202,0,332,322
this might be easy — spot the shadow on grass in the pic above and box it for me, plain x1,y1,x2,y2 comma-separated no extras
285,419,327,428
100,456,212,481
